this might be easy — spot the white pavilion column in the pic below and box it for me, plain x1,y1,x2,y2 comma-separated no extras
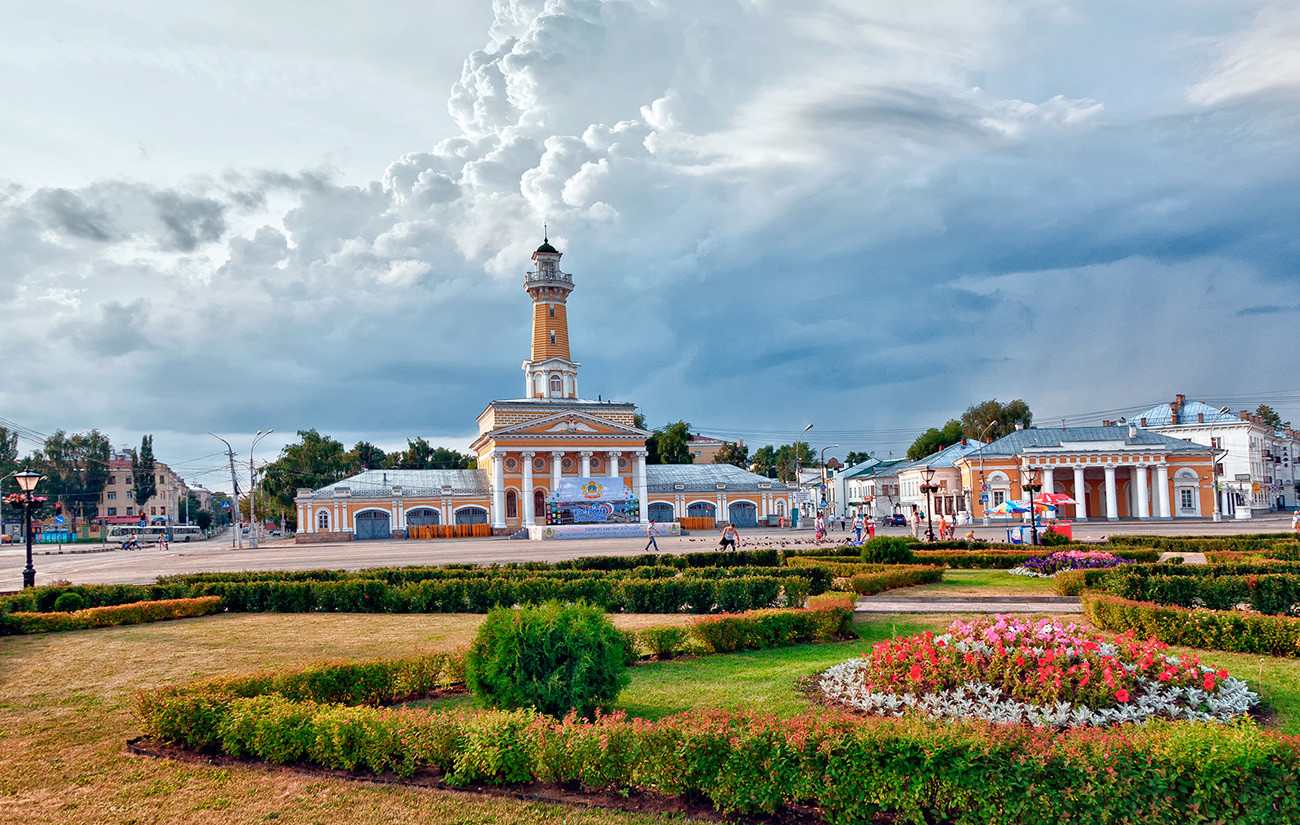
521,451,536,527
1155,464,1171,518
550,451,563,491
607,451,621,478
580,450,593,478
1104,465,1119,521
1042,467,1055,517
491,452,506,528
1073,466,1088,521
1134,465,1150,519
635,450,649,522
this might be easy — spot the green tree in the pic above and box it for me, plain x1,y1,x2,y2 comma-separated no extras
346,441,387,472
32,429,113,522
960,399,1033,442
0,427,18,496
750,444,777,477
772,441,815,482
391,438,474,469
712,441,750,468
258,429,350,515
1256,404,1292,430
907,420,963,460
649,421,693,465
193,509,213,531
132,435,157,511
845,451,874,466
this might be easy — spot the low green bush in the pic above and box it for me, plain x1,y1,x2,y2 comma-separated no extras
1054,570,1087,596
688,595,856,653
1107,534,1294,552
465,602,633,719
846,565,942,595
51,591,85,612
1082,592,1300,656
1,596,224,636
638,626,691,659
138,697,1300,823
859,536,916,564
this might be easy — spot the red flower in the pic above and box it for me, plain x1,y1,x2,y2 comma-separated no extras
1202,674,1217,691
908,664,922,681
1115,689,1130,703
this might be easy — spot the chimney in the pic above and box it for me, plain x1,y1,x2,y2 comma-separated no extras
1140,418,1147,427
1169,401,1179,425
1240,410,1250,421
1198,413,1204,424
961,438,967,446
1175,393,1185,406
1015,422,1024,431
1128,423,1138,439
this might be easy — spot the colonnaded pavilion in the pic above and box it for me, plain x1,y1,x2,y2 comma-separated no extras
294,238,794,542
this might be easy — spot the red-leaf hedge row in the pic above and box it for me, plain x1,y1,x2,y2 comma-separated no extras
0,596,224,636
1081,592,1300,656
136,694,1300,824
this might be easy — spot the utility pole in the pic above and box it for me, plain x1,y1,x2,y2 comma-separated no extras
249,430,273,548
211,433,242,549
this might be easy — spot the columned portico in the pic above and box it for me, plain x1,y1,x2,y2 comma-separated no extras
1104,465,1119,521
551,451,563,491
580,450,593,477
1155,463,1171,518
491,452,506,528
1072,466,1088,521
607,451,620,478
1134,465,1150,519
521,451,536,526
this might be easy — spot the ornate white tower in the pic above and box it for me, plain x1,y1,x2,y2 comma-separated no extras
522,236,581,399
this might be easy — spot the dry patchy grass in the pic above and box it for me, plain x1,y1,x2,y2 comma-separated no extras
0,613,690,825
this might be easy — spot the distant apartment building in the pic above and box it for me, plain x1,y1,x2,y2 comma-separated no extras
97,452,189,523
687,434,735,464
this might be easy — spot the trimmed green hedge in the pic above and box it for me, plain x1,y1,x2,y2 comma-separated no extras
1107,534,1296,552
0,596,224,636
1081,592,1300,656
686,594,857,653
847,565,943,595
137,689,1300,823
785,545,1158,569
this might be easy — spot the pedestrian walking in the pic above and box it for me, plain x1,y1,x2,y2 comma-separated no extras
911,506,920,540
719,522,739,551
1293,510,1300,534
645,520,660,552
815,513,825,541
852,513,863,543
866,517,876,539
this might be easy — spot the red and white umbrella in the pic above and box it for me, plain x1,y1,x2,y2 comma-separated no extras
1033,493,1078,506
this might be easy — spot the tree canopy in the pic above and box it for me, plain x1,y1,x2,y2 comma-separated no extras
131,435,157,511
646,421,693,465
750,442,814,482
960,399,1033,441
712,441,749,468
259,429,351,515
29,429,112,521
906,420,963,461
1256,404,1292,430
845,450,874,466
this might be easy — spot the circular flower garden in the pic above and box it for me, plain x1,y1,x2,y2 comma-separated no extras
1009,548,1134,577
819,616,1258,727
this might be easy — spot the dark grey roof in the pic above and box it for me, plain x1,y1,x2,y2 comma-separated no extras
1135,400,1236,427
840,458,907,479
304,469,489,497
978,426,1208,456
646,464,790,492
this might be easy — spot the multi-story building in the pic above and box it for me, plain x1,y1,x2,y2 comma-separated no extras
97,452,189,524
1135,395,1300,514
897,440,984,521
834,458,906,520
686,434,733,464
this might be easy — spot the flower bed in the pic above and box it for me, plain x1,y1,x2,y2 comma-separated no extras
1009,549,1134,578
818,615,1257,727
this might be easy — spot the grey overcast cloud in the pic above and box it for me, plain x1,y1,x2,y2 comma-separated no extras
1,0,1298,492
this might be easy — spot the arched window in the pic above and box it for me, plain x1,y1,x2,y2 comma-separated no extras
506,489,518,519
549,374,563,394
316,510,330,531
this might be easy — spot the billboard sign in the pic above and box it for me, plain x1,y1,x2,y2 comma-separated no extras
546,478,638,525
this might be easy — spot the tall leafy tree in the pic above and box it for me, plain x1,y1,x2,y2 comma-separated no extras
750,445,777,477
649,421,693,465
1256,404,1292,430
712,441,750,468
845,451,874,466
0,426,21,496
131,435,157,512
960,399,1033,442
347,441,387,472
906,420,963,460
773,442,815,482
32,429,112,522
392,438,474,469
258,429,351,514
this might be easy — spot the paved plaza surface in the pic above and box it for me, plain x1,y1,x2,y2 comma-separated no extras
2,513,1295,591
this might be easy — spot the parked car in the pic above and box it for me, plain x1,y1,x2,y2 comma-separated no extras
881,513,907,526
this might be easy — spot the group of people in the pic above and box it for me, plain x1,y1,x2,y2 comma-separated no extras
644,520,740,552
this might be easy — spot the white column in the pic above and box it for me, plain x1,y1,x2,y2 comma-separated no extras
1043,467,1055,495
1155,464,1171,518
607,451,621,479
551,451,563,491
491,452,506,528
580,450,593,478
1072,467,1087,521
635,450,649,522
521,451,536,527
1135,465,1150,519
1104,465,1119,521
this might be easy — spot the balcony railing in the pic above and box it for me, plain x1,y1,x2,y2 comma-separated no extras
525,269,573,285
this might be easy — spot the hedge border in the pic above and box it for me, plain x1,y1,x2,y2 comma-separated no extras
0,596,224,636
1081,591,1300,656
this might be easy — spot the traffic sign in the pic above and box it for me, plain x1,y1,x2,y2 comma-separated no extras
54,515,65,525
221,501,233,510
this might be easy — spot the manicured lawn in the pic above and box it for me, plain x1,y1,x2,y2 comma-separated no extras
904,567,1061,596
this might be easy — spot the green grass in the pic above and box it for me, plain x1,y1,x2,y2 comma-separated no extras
899,567,1060,595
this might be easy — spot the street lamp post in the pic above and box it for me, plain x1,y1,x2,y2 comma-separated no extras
15,470,44,589
249,430,274,548
977,421,996,525
1023,464,1043,546
820,444,839,516
1209,406,1230,523
793,424,813,518
211,433,243,549
920,466,939,542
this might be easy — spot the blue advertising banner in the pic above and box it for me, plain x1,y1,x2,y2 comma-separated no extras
546,478,638,525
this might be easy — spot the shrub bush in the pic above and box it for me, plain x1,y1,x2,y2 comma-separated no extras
465,601,632,719
1054,570,1087,596
1081,591,1300,656
846,565,943,595
638,626,691,659
51,591,85,612
859,536,916,564
689,596,856,653
1,596,224,636
1038,529,1071,546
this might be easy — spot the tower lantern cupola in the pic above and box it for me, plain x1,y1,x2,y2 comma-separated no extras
522,235,581,399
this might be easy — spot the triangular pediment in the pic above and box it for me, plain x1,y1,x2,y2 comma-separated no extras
485,410,650,440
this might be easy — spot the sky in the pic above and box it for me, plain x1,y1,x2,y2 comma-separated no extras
2,0,1299,494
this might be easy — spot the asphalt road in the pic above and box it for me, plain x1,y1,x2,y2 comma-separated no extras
3,514,1296,591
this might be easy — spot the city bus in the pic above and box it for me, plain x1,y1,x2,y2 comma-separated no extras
106,524,203,545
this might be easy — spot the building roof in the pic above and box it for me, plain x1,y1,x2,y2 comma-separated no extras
1135,400,1236,426
486,398,635,408
304,469,490,498
974,426,1208,456
893,439,986,474
646,463,790,493
838,458,907,479
535,239,559,254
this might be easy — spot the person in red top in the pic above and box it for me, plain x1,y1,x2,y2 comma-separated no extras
719,522,739,551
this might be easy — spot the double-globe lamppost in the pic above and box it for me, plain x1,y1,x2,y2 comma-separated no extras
820,444,839,517
1022,464,1043,546
1208,405,1230,523
249,429,274,548
792,423,813,520
919,466,940,542
15,470,45,588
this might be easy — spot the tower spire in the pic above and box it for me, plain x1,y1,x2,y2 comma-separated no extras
522,234,579,399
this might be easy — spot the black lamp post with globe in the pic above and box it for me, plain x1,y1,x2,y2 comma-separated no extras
13,470,45,589
1022,465,1043,547
920,466,940,543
